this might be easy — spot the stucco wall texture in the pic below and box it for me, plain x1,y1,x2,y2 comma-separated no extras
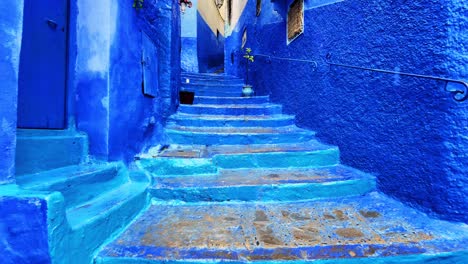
226,0,468,222
0,1,23,184
74,0,179,162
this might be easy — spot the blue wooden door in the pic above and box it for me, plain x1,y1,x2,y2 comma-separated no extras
142,32,159,97
18,0,68,129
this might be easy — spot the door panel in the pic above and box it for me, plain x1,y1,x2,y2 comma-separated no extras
142,32,159,97
18,0,68,129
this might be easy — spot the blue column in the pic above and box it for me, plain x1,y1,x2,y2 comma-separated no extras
0,1,24,184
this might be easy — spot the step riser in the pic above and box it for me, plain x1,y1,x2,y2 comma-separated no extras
181,79,244,85
150,178,375,202
16,131,88,175
181,89,242,97
168,117,295,128
213,148,339,169
182,84,244,90
178,105,282,116
69,189,148,264
181,75,241,80
137,159,218,176
193,96,269,105
166,131,316,145
41,166,126,209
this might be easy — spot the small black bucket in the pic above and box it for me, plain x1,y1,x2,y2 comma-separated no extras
179,91,195,105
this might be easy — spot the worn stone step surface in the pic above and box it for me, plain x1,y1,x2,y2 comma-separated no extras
141,141,339,170
96,192,468,263
16,162,127,209
165,126,316,145
149,165,376,202
168,113,295,127
181,72,242,80
178,103,283,116
193,95,270,105
181,88,242,97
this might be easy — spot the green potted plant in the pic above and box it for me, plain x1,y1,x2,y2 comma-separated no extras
242,48,255,97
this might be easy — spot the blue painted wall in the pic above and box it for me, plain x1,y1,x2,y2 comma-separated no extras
197,13,225,73
138,0,181,120
72,0,180,161
0,1,23,184
0,195,51,264
181,0,198,72
226,0,468,222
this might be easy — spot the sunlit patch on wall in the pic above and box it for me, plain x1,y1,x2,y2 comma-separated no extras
241,28,247,48
256,0,262,16
287,0,304,44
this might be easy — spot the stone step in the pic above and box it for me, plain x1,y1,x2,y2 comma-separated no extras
149,165,376,202
66,180,148,230
181,73,241,80
178,103,283,116
16,129,88,175
182,78,244,85
165,126,316,145
96,192,468,263
16,162,127,209
137,157,218,176
65,180,148,263
181,88,242,97
182,83,244,89
168,113,295,127
193,95,270,104
146,141,339,169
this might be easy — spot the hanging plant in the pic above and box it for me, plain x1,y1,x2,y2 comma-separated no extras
133,0,144,9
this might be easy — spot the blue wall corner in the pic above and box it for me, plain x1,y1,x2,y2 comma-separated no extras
226,0,468,222
0,1,23,184
197,12,224,73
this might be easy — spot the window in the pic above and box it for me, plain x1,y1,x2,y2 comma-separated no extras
287,0,304,44
256,0,262,16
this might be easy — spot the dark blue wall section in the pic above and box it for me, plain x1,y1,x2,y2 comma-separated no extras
18,0,68,129
108,0,165,162
197,13,224,73
182,37,199,72
139,0,181,120
0,1,23,184
226,0,468,222
0,196,51,263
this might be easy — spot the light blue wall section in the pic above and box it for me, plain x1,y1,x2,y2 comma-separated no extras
226,0,468,222
74,0,113,159
181,0,198,72
72,0,180,161
181,0,197,38
0,1,23,184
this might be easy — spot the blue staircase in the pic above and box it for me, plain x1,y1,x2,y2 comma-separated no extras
14,130,150,264
95,73,468,263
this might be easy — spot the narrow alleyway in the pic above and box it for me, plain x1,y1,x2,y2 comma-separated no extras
95,73,467,263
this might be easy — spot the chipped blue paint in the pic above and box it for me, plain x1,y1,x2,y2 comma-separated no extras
225,0,468,223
